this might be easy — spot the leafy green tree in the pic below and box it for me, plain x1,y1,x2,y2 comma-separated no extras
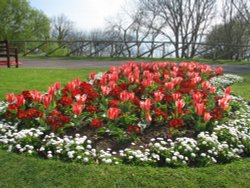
0,0,50,40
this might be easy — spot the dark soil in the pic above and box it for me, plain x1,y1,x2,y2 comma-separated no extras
62,125,194,152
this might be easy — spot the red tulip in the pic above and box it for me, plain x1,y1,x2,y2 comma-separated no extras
101,86,111,96
110,72,119,82
201,81,211,90
170,71,177,78
191,76,202,84
175,99,185,111
164,74,170,81
218,96,231,111
107,107,121,120
54,82,61,90
30,90,42,102
210,86,216,94
154,91,164,101
101,74,108,85
90,72,96,80
169,118,184,128
75,94,87,104
128,73,135,83
73,78,81,87
146,112,152,122
67,81,76,92
109,81,116,89
120,91,134,102
140,98,151,111
172,77,183,85
165,82,174,90
192,92,203,103
142,79,154,87
16,95,25,107
90,118,102,128
224,87,231,95
6,93,16,103
195,103,204,116
72,103,84,115
172,93,182,101
43,95,52,107
213,66,223,75
204,112,212,122
48,86,55,96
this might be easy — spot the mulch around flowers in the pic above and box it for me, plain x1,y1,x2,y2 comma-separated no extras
63,125,195,152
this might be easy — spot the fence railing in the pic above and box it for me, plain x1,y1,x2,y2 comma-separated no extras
10,40,250,61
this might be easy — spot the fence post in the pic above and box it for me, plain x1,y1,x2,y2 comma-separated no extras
162,42,166,58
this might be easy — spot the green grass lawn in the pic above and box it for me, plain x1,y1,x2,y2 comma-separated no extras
231,75,250,101
0,68,250,187
1,150,250,188
0,68,106,100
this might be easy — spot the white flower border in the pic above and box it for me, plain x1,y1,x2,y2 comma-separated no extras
0,74,249,167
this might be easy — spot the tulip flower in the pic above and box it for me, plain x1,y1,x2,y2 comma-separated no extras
30,90,42,102
89,72,96,80
210,86,216,94
175,99,185,111
165,82,174,90
164,74,170,81
192,92,203,103
120,91,134,102
213,66,223,75
75,94,87,104
224,87,231,95
109,81,116,89
16,95,25,107
140,98,151,111
142,79,154,87
201,81,211,90
146,112,152,123
191,76,202,84
6,93,16,103
172,93,182,101
72,103,84,115
128,73,135,83
218,96,231,111
195,103,204,116
172,77,183,85
107,107,121,120
154,91,164,101
48,86,56,96
101,74,108,85
101,86,111,96
54,82,61,90
73,78,81,87
204,112,212,122
43,95,52,108
67,81,76,92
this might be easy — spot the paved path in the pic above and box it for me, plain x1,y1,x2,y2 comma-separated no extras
3,58,250,75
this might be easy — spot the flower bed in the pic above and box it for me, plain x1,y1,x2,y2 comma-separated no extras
0,62,249,167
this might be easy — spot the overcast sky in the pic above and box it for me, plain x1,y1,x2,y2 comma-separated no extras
30,0,127,31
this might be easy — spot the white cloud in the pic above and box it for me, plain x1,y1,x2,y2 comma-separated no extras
30,0,126,31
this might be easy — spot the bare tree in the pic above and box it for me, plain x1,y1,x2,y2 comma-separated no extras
138,0,216,58
106,1,162,58
203,0,250,60
231,0,250,25
51,14,74,41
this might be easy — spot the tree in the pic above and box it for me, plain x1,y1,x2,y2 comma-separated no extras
51,14,74,41
204,0,250,60
0,0,50,40
138,0,216,58
106,1,162,58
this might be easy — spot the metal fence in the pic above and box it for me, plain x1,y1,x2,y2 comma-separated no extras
10,40,250,61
